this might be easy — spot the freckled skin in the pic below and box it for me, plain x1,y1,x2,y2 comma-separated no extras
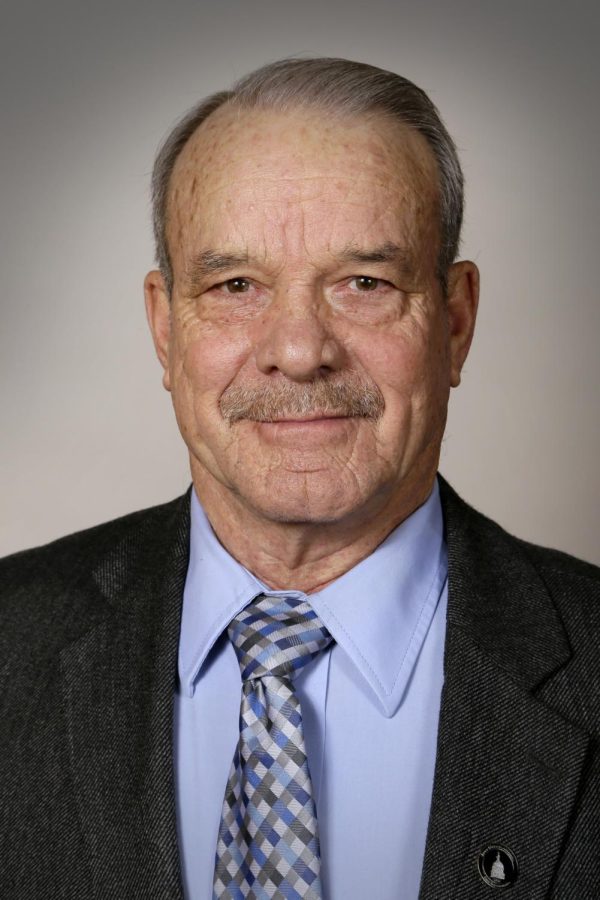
145,105,479,591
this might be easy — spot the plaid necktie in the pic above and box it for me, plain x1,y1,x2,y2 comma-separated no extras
213,593,333,899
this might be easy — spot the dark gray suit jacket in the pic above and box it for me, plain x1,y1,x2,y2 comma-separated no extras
1,479,599,899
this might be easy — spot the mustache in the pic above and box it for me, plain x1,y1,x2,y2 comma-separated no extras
220,375,385,424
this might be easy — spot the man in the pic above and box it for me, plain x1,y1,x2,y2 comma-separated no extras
1,57,599,900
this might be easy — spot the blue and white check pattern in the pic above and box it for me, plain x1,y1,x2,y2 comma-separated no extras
213,594,333,900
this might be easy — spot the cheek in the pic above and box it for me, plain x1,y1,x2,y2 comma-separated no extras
355,318,449,421
174,324,253,417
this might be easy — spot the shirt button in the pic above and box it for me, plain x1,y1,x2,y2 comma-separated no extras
477,845,519,888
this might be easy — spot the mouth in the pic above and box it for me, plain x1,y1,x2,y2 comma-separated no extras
251,415,355,444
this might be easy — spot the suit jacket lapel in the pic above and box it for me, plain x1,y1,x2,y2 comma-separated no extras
60,493,190,899
419,479,590,899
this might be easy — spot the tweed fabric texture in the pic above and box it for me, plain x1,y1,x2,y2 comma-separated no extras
213,594,332,900
1,479,600,898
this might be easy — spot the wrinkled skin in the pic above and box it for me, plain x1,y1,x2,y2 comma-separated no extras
145,105,479,591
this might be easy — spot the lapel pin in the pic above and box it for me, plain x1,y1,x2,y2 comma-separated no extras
478,845,518,888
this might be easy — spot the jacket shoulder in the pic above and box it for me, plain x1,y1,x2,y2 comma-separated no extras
517,538,600,648
518,538,600,586
1,493,189,582
439,474,600,587
439,475,600,657
0,493,190,652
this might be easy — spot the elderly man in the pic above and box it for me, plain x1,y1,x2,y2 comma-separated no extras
1,58,599,900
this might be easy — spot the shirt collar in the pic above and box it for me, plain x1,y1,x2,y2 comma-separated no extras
179,480,447,717
178,491,265,697
308,480,447,717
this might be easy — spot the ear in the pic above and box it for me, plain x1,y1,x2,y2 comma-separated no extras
445,261,480,388
144,270,172,392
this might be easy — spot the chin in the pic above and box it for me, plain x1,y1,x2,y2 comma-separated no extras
239,476,366,526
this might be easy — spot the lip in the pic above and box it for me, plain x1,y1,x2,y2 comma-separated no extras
264,414,350,424
253,416,354,443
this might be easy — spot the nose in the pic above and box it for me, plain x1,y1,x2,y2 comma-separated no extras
254,288,344,381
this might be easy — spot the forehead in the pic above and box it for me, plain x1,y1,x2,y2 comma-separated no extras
166,104,439,262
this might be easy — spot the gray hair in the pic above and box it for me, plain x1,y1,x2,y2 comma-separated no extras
151,57,464,296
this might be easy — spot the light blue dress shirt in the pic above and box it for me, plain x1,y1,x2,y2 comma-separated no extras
174,480,448,900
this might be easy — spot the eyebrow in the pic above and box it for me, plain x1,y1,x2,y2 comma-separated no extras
337,242,415,273
184,250,250,289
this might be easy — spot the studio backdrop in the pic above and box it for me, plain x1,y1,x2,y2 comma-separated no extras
1,0,598,563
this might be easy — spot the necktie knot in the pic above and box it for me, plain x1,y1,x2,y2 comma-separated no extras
228,593,332,682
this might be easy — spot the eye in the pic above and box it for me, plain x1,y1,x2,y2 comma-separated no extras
223,277,251,293
352,276,381,291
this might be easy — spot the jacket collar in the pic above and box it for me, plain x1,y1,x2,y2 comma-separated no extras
438,475,571,690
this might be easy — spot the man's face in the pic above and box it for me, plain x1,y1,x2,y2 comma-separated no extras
146,105,477,527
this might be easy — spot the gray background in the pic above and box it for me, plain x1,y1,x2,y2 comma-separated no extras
2,0,599,563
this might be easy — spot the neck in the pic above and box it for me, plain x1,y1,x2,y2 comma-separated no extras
191,471,436,594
